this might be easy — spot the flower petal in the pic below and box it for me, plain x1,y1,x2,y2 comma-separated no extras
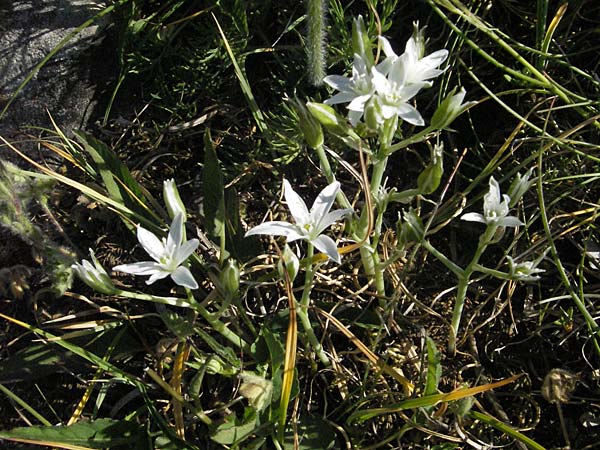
283,179,310,226
396,103,425,126
245,221,304,241
325,91,359,105
312,234,341,264
146,270,171,285
113,261,162,275
347,94,371,112
317,208,353,234
498,216,523,228
461,213,486,223
137,226,164,262
174,238,200,266
310,181,340,225
171,266,199,289
166,213,184,250
323,75,352,92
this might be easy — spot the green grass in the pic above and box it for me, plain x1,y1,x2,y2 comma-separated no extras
0,0,599,449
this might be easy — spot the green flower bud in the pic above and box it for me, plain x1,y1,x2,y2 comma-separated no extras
163,179,187,221
431,87,476,130
220,259,240,295
411,22,426,59
364,96,384,131
352,15,373,68
397,208,424,247
507,168,535,208
277,245,300,282
417,143,444,195
291,98,324,148
306,102,348,134
71,249,117,295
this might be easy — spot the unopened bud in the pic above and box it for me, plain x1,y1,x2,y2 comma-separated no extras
220,259,240,295
507,168,535,208
163,179,187,221
431,87,476,130
352,15,373,68
71,249,117,295
277,245,300,282
397,208,424,247
291,98,324,148
417,143,444,195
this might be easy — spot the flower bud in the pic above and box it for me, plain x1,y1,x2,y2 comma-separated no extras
306,102,348,134
352,15,373,68
397,208,424,247
220,259,240,295
364,96,384,131
430,87,476,130
291,98,324,148
417,143,444,195
71,249,117,295
411,22,426,60
163,179,187,222
277,245,300,282
507,168,535,208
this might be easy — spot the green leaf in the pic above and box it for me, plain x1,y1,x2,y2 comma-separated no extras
159,310,195,341
210,408,258,445
0,418,148,449
283,415,337,449
425,336,442,397
73,131,158,226
203,130,226,241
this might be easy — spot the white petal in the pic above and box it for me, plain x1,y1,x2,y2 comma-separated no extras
347,109,364,126
397,104,425,126
146,270,171,285
245,221,304,241
312,235,341,264
310,181,340,224
378,36,397,59
461,213,486,223
283,179,310,226
174,238,199,266
421,50,448,72
167,213,184,249
347,94,371,112
113,261,162,275
137,226,164,262
317,208,353,234
323,75,352,92
171,266,199,289
325,91,359,105
371,67,390,94
498,216,523,228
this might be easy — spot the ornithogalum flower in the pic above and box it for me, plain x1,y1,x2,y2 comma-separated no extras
506,255,545,282
245,179,353,264
461,177,523,228
113,213,199,289
72,249,117,295
323,54,376,126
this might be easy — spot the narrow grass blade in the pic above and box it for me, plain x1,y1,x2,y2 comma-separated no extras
316,308,414,395
349,374,522,422
0,383,52,426
470,410,547,450
212,13,267,133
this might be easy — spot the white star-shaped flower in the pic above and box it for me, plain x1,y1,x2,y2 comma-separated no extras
113,213,199,289
461,177,523,228
245,179,353,263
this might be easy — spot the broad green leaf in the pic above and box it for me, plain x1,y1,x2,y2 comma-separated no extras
283,415,337,449
0,418,147,449
425,336,442,397
159,310,195,341
210,408,258,445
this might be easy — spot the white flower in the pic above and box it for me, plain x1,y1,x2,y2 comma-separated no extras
396,25,448,87
72,249,117,295
323,54,376,126
245,179,353,264
506,256,545,282
113,213,199,289
461,177,523,227
371,65,427,125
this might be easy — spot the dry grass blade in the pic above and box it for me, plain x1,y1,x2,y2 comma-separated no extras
316,308,414,395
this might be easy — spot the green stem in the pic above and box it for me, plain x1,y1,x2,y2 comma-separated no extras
299,244,330,365
314,144,353,209
448,224,497,354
